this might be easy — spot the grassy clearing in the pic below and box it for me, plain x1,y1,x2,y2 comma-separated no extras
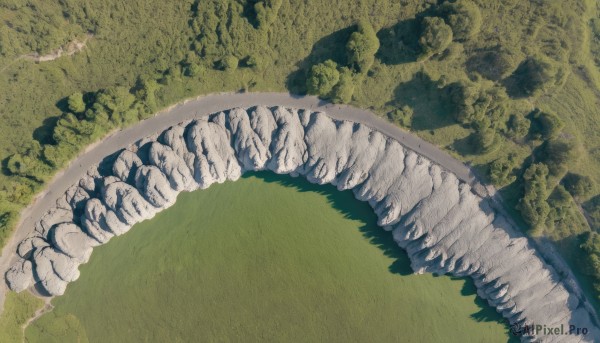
25,173,512,342
0,291,44,343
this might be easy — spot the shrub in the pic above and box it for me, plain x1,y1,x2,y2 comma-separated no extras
418,17,453,60
254,0,283,29
511,55,560,97
219,55,239,71
517,163,551,234
67,92,86,114
579,232,600,300
306,60,340,97
538,138,577,176
529,109,563,140
562,173,594,198
506,114,530,139
488,153,518,187
330,67,354,104
346,19,380,73
439,0,482,41
387,105,413,127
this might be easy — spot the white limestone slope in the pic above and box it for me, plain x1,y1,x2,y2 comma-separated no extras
5,106,599,342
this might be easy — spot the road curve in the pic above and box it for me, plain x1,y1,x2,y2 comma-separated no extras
0,92,482,312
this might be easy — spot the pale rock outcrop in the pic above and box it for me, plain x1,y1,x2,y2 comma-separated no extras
17,235,49,259
148,142,196,192
301,111,353,184
32,247,68,296
161,123,196,173
113,149,143,182
81,198,125,241
51,223,95,263
187,118,241,188
267,107,306,174
134,165,177,208
101,181,155,226
7,105,599,342
5,259,33,292
228,107,274,171
34,207,73,238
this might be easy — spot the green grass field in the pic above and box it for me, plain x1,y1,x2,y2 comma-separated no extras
24,173,512,342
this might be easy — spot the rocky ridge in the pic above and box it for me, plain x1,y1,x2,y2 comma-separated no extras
5,106,599,342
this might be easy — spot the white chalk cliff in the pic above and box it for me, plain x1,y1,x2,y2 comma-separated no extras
5,106,599,342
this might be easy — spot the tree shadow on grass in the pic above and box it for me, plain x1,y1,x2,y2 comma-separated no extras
390,72,455,131
248,171,514,340
285,26,355,94
376,18,420,65
32,116,60,145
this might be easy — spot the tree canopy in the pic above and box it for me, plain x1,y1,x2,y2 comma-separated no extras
517,163,551,234
346,19,380,73
306,60,340,97
418,17,453,59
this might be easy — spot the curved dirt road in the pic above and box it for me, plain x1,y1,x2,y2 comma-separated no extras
0,92,482,312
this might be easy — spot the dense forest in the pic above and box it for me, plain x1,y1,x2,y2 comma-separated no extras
2,0,600,306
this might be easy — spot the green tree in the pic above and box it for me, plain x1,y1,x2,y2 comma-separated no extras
254,0,283,29
539,138,577,176
562,173,595,198
472,117,500,154
387,105,413,127
579,232,600,300
67,92,86,114
529,109,563,140
330,67,355,104
488,153,518,187
506,114,530,139
219,55,239,71
517,163,551,234
418,17,453,60
346,19,380,73
306,60,340,97
511,55,560,97
439,0,482,41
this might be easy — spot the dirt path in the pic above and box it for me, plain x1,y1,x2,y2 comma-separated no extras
21,298,54,341
0,34,92,74
22,34,92,63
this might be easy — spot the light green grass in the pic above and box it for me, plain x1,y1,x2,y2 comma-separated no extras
26,172,512,342
0,291,44,343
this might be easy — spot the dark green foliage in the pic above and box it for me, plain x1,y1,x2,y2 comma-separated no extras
418,17,453,60
517,163,550,235
510,55,560,97
471,118,500,154
438,0,482,41
330,67,355,104
346,19,380,73
529,109,564,140
467,47,519,81
387,105,414,127
488,153,518,187
506,114,530,140
562,173,594,198
545,185,588,239
6,142,51,182
306,60,340,97
445,80,508,127
67,93,86,114
253,0,283,29
579,232,600,300
219,55,239,72
538,138,578,176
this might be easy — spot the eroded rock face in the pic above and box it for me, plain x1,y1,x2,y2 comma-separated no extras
7,106,599,342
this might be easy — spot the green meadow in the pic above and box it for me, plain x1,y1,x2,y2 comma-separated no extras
24,173,512,342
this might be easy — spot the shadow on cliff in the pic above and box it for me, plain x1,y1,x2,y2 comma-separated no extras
249,171,515,340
